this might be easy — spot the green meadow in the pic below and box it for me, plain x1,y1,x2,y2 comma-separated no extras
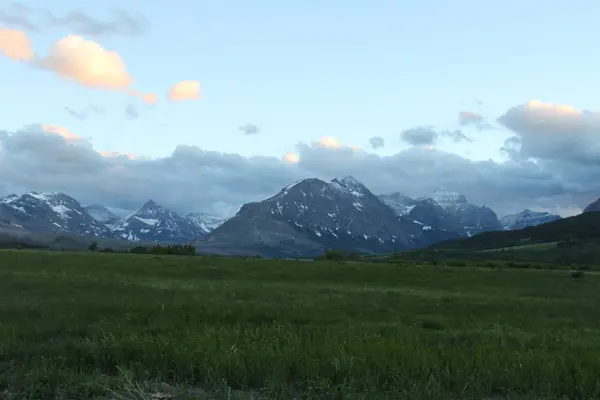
0,250,599,399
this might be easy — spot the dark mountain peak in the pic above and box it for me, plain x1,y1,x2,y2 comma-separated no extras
339,175,365,188
141,199,159,208
583,198,600,213
204,176,428,257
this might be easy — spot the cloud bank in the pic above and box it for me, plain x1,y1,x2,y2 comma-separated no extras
1,114,596,218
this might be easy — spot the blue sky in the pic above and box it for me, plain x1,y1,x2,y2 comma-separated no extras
1,0,599,216
2,0,597,159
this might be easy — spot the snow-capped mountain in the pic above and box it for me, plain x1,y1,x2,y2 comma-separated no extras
421,190,502,236
500,209,562,230
201,176,429,257
0,192,112,237
186,212,228,233
379,194,467,242
377,193,417,216
428,190,469,208
111,200,208,243
84,204,120,225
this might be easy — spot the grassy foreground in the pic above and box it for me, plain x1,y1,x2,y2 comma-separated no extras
0,251,599,399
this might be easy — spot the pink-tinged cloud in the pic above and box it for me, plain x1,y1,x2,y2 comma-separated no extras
168,80,201,101
42,35,132,90
312,136,361,151
0,28,34,61
459,110,484,124
99,150,139,160
42,124,82,141
282,152,300,163
127,89,158,104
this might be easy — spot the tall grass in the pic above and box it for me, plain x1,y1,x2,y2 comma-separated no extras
0,250,599,399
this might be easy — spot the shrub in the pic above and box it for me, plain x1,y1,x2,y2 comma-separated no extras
571,270,585,279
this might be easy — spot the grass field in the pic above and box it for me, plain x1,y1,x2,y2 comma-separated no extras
1,251,599,399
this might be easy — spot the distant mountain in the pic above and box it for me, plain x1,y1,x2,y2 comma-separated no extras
200,176,428,258
0,192,112,238
583,198,600,213
433,211,600,251
422,190,502,236
84,204,120,225
111,200,208,243
378,193,417,216
186,212,227,233
500,209,562,230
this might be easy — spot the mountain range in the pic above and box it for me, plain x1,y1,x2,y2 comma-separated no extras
0,175,584,257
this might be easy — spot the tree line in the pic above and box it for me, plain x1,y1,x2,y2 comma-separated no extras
88,242,196,256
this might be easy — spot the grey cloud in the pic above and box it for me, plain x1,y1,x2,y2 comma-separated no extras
369,136,385,149
41,9,148,37
0,3,148,36
64,105,104,120
401,127,472,146
458,111,495,131
497,102,600,165
0,2,37,31
401,126,438,146
125,104,139,119
443,129,473,143
239,123,260,135
1,124,598,218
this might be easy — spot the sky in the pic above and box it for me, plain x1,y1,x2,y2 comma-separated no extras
1,0,600,218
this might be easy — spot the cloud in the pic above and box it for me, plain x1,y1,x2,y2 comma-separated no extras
33,35,156,103
40,35,132,89
282,152,300,163
41,124,83,141
444,129,473,143
401,126,438,146
459,111,484,126
1,123,598,218
239,123,260,135
0,2,37,31
42,9,148,37
0,28,33,61
459,110,495,131
369,136,385,149
0,3,148,37
125,104,139,119
127,89,158,104
167,80,201,101
64,104,105,120
401,126,473,146
497,100,600,164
